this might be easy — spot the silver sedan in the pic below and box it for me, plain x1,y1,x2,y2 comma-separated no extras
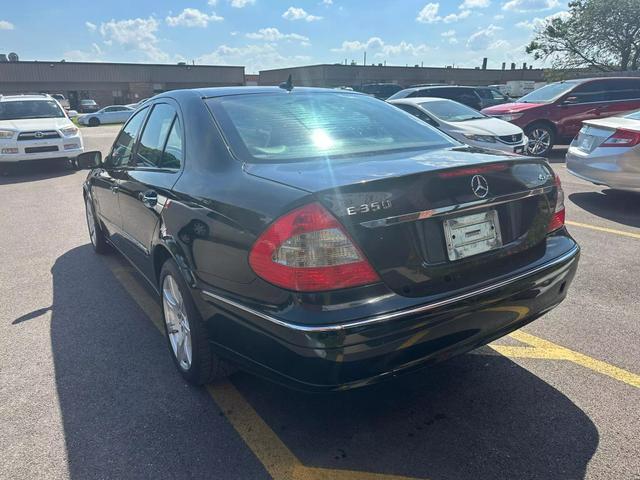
567,110,640,192
78,105,134,127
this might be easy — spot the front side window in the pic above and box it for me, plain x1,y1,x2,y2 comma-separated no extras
108,107,148,168
207,92,455,163
135,103,177,168
570,81,607,103
0,100,65,120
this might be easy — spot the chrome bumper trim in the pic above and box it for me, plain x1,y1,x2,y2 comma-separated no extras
359,185,554,228
201,245,579,334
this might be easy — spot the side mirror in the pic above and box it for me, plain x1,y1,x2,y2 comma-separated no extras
76,151,102,169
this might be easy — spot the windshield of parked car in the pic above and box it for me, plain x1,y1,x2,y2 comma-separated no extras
517,81,580,103
420,100,486,122
0,100,66,120
207,92,456,162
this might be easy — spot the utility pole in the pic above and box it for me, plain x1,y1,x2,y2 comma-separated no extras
363,51,366,66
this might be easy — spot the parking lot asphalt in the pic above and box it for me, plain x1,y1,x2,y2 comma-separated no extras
0,125,638,480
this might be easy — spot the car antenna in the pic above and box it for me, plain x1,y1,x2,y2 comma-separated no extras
279,74,294,92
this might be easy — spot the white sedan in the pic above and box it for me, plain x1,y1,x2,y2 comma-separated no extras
388,97,528,154
78,105,134,127
567,110,640,192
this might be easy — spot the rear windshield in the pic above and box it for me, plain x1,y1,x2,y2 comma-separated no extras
207,92,455,163
420,100,486,122
0,100,66,120
518,81,580,103
625,110,640,120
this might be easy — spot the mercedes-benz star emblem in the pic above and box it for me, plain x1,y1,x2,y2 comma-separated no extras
471,174,489,198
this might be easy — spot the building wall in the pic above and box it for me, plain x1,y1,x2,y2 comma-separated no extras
0,61,245,108
259,64,546,88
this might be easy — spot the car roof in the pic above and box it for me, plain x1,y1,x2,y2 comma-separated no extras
153,86,364,101
0,94,53,102
389,97,457,105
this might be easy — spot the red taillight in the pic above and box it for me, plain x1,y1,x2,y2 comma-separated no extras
249,203,380,292
601,129,640,148
548,172,565,232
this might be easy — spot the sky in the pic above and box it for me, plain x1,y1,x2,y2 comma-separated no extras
0,0,570,73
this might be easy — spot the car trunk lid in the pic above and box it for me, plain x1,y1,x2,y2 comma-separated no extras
246,148,558,297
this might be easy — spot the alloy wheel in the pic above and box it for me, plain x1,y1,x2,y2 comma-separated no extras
527,128,551,155
85,197,97,246
162,274,192,370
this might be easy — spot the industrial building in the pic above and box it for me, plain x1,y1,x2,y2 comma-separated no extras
259,63,545,88
0,61,245,109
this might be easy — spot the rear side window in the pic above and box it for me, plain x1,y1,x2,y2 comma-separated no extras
160,117,183,169
109,107,148,168
394,103,438,126
135,104,177,168
207,92,454,163
606,79,640,101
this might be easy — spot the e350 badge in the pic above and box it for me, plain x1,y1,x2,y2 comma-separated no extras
346,200,392,216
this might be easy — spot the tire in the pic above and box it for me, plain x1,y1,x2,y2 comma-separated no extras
525,123,555,157
159,258,234,385
88,117,100,127
84,194,110,254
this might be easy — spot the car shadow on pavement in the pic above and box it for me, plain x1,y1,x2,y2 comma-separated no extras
48,245,598,480
0,160,76,185
569,190,640,228
546,146,568,164
48,245,270,480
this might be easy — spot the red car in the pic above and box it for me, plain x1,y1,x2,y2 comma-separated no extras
482,77,640,157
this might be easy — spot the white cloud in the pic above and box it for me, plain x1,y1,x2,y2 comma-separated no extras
332,36,430,58
64,43,103,62
99,17,168,62
502,0,559,12
516,10,569,29
166,8,223,27
322,0,333,4
197,43,311,72
466,24,505,51
443,9,471,22
230,0,255,7
208,0,218,4
85,21,97,31
494,14,505,19
0,20,14,30
460,0,490,8
416,3,441,23
282,7,323,21
441,29,456,37
246,27,309,43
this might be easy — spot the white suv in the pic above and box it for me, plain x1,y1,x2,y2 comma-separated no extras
0,94,84,164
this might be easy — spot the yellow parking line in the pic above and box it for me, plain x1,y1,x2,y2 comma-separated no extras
104,255,639,480
106,256,422,480
566,220,640,240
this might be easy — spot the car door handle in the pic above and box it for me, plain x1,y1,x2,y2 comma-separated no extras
139,190,158,208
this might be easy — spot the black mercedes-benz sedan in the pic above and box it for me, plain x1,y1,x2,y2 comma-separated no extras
78,86,579,391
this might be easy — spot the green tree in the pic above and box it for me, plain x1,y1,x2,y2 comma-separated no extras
526,0,640,71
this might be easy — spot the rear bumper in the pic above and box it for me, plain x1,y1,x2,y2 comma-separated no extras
567,146,640,192
198,241,580,391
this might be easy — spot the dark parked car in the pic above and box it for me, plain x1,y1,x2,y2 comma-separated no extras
388,86,509,111
78,99,99,113
481,77,640,157
79,87,579,391
355,83,403,100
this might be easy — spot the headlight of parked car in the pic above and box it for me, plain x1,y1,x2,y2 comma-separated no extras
60,126,79,136
498,113,524,122
463,134,496,143
0,129,15,139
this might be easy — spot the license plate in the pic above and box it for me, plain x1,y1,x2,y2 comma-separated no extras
513,145,525,154
443,210,502,261
579,135,594,151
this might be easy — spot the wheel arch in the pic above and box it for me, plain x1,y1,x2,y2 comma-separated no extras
524,119,557,137
152,240,196,290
